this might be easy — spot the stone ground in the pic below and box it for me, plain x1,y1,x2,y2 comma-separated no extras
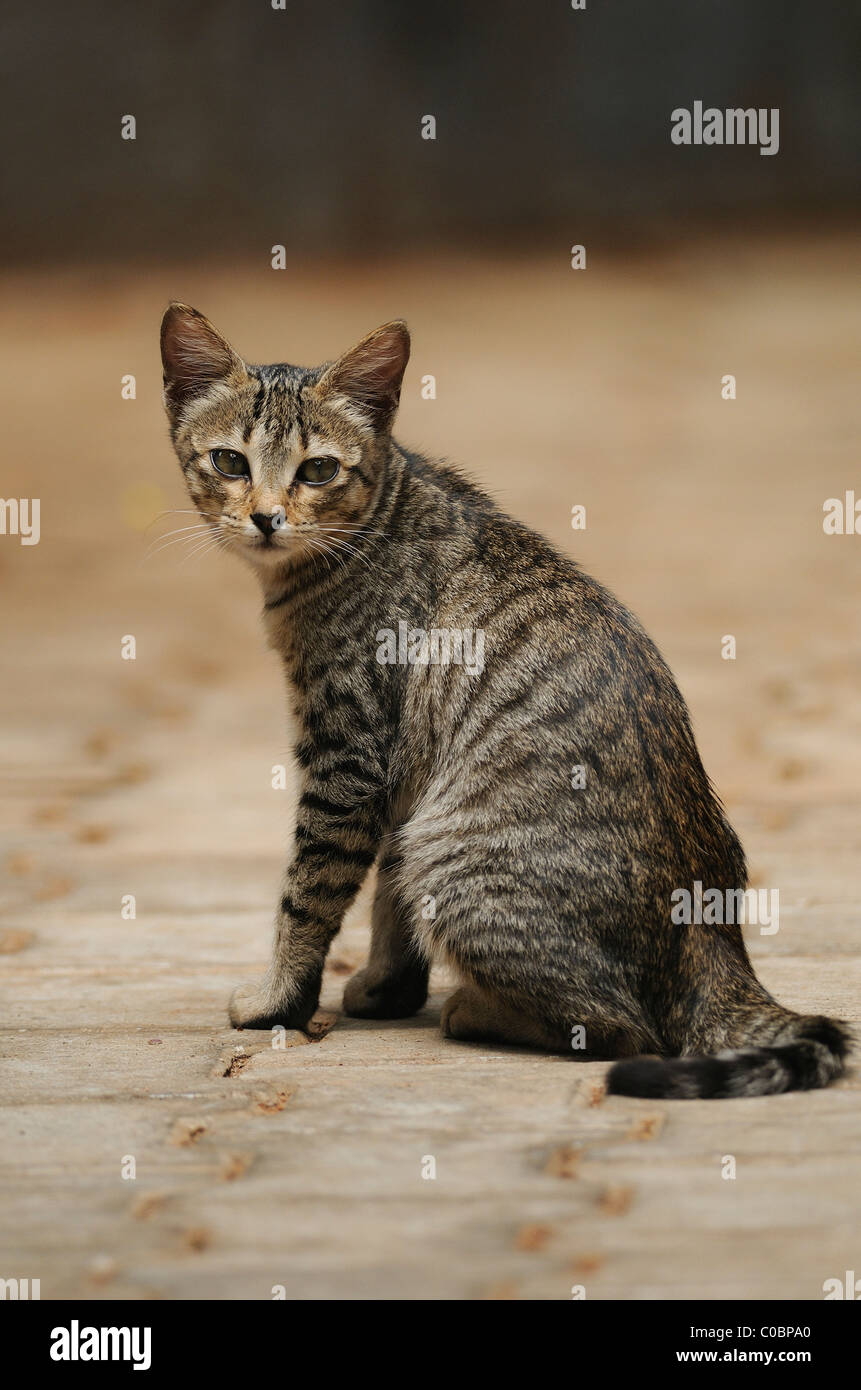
1,234,859,1299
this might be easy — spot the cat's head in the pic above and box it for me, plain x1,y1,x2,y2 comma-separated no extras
160,304,410,568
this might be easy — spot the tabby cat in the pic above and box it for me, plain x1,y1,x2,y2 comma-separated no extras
159,304,850,1099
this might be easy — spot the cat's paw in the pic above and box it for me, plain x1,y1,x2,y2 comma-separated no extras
440,987,482,1040
229,980,303,1031
342,966,428,1020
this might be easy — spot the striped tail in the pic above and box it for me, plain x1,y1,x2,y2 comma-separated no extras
606,1013,851,1100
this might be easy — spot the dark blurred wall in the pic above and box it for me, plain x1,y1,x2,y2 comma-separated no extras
1,0,857,264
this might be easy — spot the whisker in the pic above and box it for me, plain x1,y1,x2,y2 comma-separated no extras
143,509,205,533
316,524,388,542
183,528,226,561
180,533,226,567
142,526,212,562
308,536,354,569
315,533,375,571
140,527,215,568
299,535,336,576
145,523,210,547
314,525,387,567
317,525,386,544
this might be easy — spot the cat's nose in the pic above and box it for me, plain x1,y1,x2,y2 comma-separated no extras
251,511,279,537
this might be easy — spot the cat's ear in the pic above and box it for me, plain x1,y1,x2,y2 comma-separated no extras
160,303,243,418
315,321,410,432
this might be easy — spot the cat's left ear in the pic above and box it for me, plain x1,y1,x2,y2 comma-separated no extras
315,321,410,432
160,302,244,420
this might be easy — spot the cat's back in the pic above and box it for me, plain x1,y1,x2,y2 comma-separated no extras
400,447,675,704
400,451,741,882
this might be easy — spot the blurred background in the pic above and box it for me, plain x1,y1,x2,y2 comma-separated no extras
1,0,860,1300
1,0,859,262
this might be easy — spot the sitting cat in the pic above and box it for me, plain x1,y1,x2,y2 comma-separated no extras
160,303,850,1098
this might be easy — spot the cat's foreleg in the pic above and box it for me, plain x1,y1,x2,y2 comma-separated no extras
229,792,383,1031
342,851,429,1019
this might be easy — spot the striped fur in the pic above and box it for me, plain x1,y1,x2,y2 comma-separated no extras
160,305,851,1098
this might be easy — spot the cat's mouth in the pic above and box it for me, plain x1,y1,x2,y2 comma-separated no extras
224,522,328,568
236,529,299,564
244,532,288,554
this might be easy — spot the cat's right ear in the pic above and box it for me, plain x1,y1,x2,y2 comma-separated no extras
160,303,242,420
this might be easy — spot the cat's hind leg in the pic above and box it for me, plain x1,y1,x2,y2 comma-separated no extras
441,985,569,1051
342,851,429,1019
441,984,657,1058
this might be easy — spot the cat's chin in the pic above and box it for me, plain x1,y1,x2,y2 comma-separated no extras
236,536,302,570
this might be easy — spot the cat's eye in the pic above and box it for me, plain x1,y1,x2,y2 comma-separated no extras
295,456,340,486
210,448,250,478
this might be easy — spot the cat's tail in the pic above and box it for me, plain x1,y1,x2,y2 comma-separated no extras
606,1009,851,1100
